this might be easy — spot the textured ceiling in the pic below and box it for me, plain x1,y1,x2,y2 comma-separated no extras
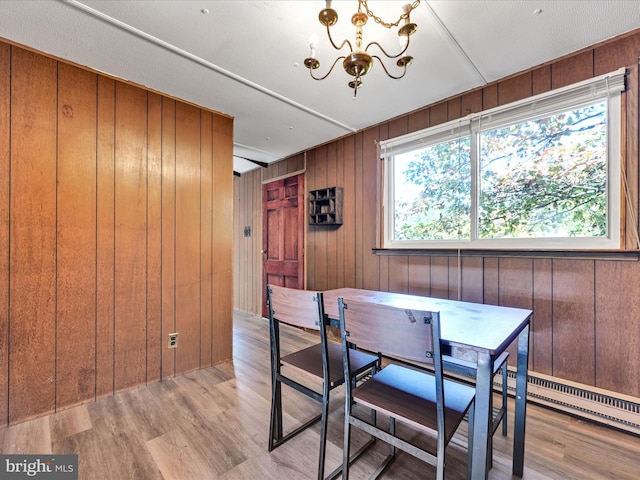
1,0,639,173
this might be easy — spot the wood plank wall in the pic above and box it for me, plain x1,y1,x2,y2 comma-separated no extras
233,169,263,314
0,42,9,425
0,41,234,425
233,30,640,399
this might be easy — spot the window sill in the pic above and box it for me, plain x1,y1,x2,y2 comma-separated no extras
372,248,640,261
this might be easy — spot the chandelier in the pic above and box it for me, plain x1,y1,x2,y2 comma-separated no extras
304,0,420,97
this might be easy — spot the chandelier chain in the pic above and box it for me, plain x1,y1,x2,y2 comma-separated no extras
361,0,420,29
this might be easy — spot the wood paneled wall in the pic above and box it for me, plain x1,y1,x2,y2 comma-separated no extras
233,30,640,399
233,169,263,314
0,41,234,425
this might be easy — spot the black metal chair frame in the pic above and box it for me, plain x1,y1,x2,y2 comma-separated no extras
267,285,379,480
338,297,477,480
443,349,508,468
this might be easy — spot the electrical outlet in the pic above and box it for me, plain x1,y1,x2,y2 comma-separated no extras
168,333,179,349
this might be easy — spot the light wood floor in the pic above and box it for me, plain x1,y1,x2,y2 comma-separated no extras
1,310,639,479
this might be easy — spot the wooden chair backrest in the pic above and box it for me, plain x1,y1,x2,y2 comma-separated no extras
267,284,323,331
338,297,439,365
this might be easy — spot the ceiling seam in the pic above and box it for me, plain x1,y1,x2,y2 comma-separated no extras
61,0,357,134
422,2,488,85
233,141,282,159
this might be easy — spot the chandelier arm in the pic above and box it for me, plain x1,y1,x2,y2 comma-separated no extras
365,40,410,60
325,24,353,52
371,55,408,80
308,56,347,81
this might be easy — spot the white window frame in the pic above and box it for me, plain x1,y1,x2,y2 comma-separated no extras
381,68,626,250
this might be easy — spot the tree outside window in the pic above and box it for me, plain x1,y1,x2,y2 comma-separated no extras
478,102,607,239
384,70,623,251
393,102,608,244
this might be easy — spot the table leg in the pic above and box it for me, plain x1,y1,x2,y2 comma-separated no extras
471,352,491,480
513,322,530,477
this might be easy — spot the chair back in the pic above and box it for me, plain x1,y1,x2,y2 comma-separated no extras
267,284,324,331
338,297,475,479
338,297,440,366
267,287,380,480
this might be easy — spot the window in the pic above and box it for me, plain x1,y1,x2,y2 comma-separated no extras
382,68,626,250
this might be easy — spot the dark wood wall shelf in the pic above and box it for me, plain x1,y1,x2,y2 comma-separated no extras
309,187,343,225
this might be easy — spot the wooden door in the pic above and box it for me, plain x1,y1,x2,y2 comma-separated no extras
262,174,305,318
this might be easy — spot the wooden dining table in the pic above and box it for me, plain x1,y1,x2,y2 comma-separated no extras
322,288,532,480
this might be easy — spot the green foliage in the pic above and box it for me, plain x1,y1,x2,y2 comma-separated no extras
395,138,471,240
394,102,608,241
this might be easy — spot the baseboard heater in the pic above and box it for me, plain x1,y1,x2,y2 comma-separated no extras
498,368,640,436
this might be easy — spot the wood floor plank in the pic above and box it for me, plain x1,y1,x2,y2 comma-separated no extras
55,421,163,480
49,405,92,441
147,427,217,480
0,311,638,479
0,416,51,454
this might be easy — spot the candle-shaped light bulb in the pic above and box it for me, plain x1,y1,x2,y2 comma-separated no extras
309,33,319,58
403,4,411,25
399,34,409,49
398,3,416,48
